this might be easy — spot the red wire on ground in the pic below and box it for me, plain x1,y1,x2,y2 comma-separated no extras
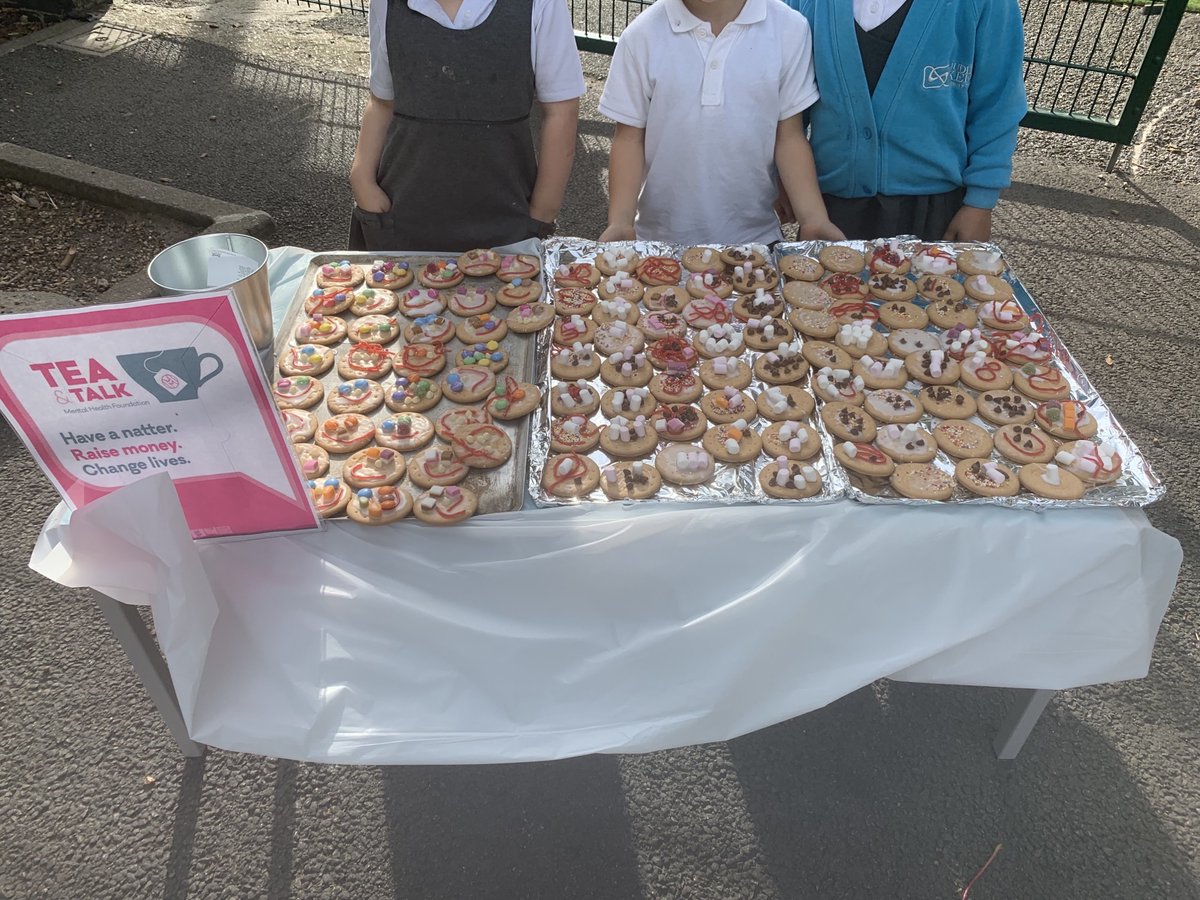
961,843,1004,900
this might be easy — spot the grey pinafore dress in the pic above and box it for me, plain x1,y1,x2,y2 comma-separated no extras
349,0,539,252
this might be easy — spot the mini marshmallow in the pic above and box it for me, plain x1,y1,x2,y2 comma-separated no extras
632,461,644,476
724,438,740,455
801,465,819,483
1055,450,1074,465
556,458,576,476
604,465,617,483
420,497,438,510
983,462,1006,484
1043,464,1061,486
843,443,858,458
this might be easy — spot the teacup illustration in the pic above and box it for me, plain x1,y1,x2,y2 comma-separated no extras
117,347,224,403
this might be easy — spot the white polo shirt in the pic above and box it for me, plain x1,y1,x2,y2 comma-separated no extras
599,0,819,245
369,0,586,104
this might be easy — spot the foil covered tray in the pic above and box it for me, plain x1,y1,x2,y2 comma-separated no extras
775,238,1164,509
528,239,847,507
274,244,547,519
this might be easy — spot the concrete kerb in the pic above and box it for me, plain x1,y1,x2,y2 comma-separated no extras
0,142,275,303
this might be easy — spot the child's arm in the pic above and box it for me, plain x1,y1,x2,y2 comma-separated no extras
530,98,580,229
775,114,845,242
600,123,645,242
944,0,1027,241
349,94,394,214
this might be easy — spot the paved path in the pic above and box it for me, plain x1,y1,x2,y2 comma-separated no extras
1,4,1198,898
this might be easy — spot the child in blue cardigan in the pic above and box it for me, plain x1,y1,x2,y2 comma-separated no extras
781,0,1027,241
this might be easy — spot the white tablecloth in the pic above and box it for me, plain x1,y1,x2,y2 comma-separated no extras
27,248,1183,764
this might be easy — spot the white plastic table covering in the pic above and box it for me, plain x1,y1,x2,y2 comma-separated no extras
26,247,1183,765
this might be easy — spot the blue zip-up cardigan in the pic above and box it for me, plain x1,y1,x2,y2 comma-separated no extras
789,0,1027,209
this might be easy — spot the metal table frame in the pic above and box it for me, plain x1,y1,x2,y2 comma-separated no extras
92,588,1057,762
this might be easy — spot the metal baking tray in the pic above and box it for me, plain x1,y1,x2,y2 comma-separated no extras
528,239,847,507
274,244,546,517
775,239,1164,509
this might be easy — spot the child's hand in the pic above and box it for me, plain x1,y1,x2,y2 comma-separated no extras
799,219,846,242
599,222,636,242
352,178,392,215
943,206,992,242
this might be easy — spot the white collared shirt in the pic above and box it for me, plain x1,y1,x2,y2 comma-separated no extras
369,0,585,103
599,0,819,244
853,0,908,31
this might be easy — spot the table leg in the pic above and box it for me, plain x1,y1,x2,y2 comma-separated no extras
92,589,205,758
993,688,1055,760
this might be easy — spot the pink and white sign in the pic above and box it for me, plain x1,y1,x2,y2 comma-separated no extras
0,292,320,539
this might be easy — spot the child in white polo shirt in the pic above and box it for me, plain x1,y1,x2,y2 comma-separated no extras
598,0,843,246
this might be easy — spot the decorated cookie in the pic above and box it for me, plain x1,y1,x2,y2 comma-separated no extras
337,342,393,380
1013,363,1071,401
305,286,354,316
788,307,840,340
484,376,541,420
957,248,1006,277
595,246,641,277
600,386,653,419
820,401,877,442
506,302,556,334
414,485,477,525
1035,399,1098,440
398,287,446,319
761,420,821,460
991,329,1054,366
916,274,966,303
995,423,1058,464
822,273,871,302
869,274,918,304
887,328,941,358
701,354,753,390
654,443,715,486
818,245,865,274
867,239,911,275
649,403,707,442
600,347,653,388
347,314,401,345
639,311,688,342
434,406,492,442
875,423,937,463
447,285,496,318
1019,462,1086,500
385,376,441,413
756,384,816,421
694,323,745,358
350,287,399,317
550,342,601,380
686,269,734,300
496,279,543,307
376,411,436,452
753,342,809,385
551,380,600,417
682,245,722,273
721,244,768,269
940,324,990,361
829,299,879,327
600,414,658,458
864,388,923,424
919,384,978,420
784,280,833,310
933,420,993,459
643,285,690,312
404,314,456,345
498,254,541,284
442,365,498,403
905,350,961,386
327,378,385,415
366,259,413,290
553,314,597,347
960,351,1015,392
541,453,601,497
743,316,794,352
550,415,601,454
597,276,645,305
889,463,955,501
649,371,703,404
801,341,853,371
407,444,469,488
730,262,779,294
637,256,683,287
703,419,762,464
877,299,928,330
977,390,1035,426
600,460,662,500
834,440,895,479
759,458,823,499
701,386,754,424
926,297,978,330
732,287,785,322
457,313,507,343
964,273,1014,304
343,446,405,488
294,312,347,346
457,248,501,277
594,320,646,356
292,442,329,479
315,413,375,454
315,260,363,290
279,343,335,377
552,287,597,317
456,342,508,372
682,296,733,329
272,375,323,410
307,477,351,518
779,254,824,282
593,296,642,324
646,336,699,371
417,258,464,290
911,245,957,276
835,321,888,359
554,261,602,289
852,354,908,390
347,484,412,525
1056,440,1123,484
450,422,513,469
813,367,866,405
979,298,1028,332
955,458,1020,497
282,408,317,443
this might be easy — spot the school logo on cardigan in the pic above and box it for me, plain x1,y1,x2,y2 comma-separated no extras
923,63,972,90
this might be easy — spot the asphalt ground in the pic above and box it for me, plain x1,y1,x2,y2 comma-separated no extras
1,3,1199,898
